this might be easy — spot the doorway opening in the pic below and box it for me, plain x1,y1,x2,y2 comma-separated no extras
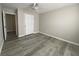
5,14,17,41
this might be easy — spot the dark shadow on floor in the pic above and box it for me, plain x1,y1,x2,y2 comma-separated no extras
6,31,17,41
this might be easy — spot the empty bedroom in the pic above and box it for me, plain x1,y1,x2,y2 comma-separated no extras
0,3,79,56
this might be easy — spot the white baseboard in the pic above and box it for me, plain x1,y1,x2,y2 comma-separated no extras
33,32,39,34
39,32,79,46
18,34,25,37
18,32,39,37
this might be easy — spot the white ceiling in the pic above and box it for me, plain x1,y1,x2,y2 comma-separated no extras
1,3,76,14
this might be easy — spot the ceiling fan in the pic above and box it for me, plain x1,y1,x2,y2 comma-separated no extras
32,3,39,10
31,3,39,12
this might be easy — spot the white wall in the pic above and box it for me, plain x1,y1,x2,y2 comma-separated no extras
17,8,39,37
17,8,25,37
0,5,4,54
39,5,79,44
2,7,16,15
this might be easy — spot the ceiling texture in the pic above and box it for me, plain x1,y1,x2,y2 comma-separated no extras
1,3,76,14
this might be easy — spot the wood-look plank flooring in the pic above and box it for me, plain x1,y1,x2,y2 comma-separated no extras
1,33,79,56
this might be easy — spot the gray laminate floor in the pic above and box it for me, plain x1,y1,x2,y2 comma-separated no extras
1,33,79,56
6,31,17,41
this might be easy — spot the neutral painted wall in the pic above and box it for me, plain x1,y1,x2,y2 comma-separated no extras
2,7,16,15
39,5,79,44
17,8,25,37
0,5,4,54
17,8,39,37
6,14,16,32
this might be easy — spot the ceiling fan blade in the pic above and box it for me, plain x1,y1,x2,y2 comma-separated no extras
33,3,37,7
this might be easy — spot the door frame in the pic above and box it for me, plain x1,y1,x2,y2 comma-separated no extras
2,10,7,40
2,10,18,40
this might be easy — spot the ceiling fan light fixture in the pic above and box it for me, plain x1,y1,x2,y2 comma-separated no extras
33,3,39,10
34,6,39,10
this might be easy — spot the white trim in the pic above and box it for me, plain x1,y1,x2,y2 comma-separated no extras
18,34,26,37
33,31,39,34
5,12,16,15
39,32,79,46
3,8,16,15
18,32,39,37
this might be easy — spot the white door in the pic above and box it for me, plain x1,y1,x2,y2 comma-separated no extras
24,14,34,35
2,11,7,40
